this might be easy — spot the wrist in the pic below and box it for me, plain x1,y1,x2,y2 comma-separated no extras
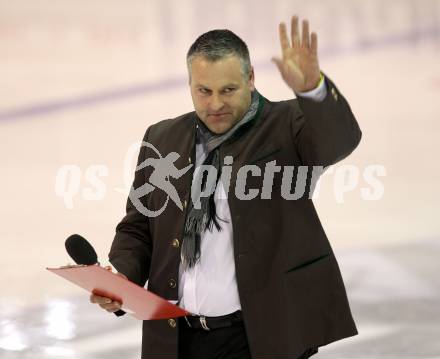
302,72,324,92
295,73,327,102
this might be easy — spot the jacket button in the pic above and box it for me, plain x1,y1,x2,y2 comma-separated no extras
168,318,176,328
168,278,177,288
171,238,180,248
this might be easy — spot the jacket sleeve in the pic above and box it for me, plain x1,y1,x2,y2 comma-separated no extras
108,127,153,316
290,75,362,167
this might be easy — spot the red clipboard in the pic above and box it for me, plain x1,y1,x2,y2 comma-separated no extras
47,265,189,320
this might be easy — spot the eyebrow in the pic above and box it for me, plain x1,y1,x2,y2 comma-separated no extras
195,83,239,89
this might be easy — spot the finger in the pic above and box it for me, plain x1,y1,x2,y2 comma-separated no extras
278,22,290,57
302,19,310,48
99,301,122,312
105,307,119,313
291,15,300,48
311,32,318,54
99,301,121,309
91,295,112,305
90,294,103,303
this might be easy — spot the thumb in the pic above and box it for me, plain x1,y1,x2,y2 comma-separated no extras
271,57,284,74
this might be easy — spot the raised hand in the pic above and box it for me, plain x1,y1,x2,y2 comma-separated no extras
272,15,321,93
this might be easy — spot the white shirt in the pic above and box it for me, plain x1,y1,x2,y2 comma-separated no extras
178,142,241,316
177,81,327,316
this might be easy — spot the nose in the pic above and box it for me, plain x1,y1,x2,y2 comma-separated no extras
209,94,224,113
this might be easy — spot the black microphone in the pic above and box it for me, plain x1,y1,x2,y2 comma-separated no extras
65,234,99,265
65,234,126,317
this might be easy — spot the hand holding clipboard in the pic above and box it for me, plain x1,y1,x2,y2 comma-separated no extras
47,234,189,320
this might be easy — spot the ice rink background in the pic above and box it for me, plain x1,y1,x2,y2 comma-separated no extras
0,0,439,357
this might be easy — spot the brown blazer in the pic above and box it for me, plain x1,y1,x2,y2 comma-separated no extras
109,76,362,359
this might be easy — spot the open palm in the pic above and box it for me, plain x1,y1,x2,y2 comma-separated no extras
272,15,321,93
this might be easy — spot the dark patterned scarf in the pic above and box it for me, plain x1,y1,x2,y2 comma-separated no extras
181,90,262,269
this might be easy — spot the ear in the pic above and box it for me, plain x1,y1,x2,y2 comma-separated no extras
248,66,255,91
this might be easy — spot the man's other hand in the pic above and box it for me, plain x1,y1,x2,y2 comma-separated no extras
89,265,127,313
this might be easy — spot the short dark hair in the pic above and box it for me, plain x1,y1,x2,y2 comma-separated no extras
186,29,251,77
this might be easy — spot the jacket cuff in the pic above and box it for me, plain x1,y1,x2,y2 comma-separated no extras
295,73,327,102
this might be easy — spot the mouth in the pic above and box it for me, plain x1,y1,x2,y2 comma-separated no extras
208,113,231,119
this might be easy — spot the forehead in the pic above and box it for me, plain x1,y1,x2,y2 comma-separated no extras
189,55,244,86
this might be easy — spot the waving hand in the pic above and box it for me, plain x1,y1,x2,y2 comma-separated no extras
272,15,321,93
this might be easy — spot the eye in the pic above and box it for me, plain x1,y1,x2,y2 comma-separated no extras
199,88,210,94
223,87,237,94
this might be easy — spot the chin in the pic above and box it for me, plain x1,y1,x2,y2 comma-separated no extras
208,126,227,134
210,122,234,134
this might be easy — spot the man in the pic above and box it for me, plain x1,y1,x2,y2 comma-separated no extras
91,15,361,359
